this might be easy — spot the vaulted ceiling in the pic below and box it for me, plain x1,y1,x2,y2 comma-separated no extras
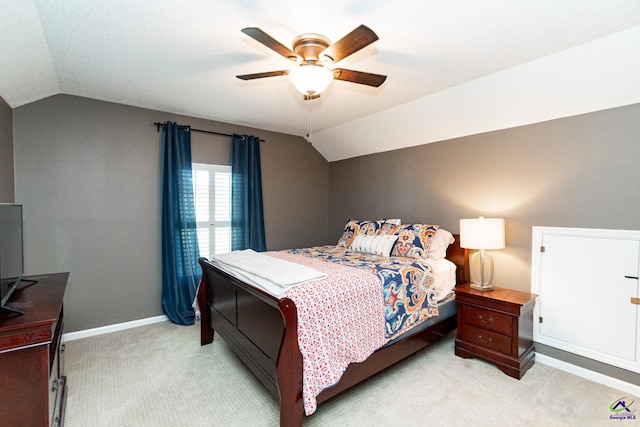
2,1,640,161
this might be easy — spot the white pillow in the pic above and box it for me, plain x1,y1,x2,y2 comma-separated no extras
351,234,399,257
427,229,455,259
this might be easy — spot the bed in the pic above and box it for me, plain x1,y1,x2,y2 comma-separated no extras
197,221,468,427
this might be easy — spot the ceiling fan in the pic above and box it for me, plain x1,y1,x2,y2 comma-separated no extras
236,25,387,99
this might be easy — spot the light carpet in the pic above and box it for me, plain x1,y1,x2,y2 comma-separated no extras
64,321,635,426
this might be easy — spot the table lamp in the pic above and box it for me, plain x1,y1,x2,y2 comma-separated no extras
459,217,505,291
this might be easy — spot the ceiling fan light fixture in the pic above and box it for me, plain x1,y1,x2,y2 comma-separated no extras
289,65,333,96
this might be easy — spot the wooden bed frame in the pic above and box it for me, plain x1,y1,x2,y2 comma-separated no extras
197,236,468,427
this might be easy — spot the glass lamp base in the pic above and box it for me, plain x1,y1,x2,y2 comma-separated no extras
470,282,494,291
469,250,495,291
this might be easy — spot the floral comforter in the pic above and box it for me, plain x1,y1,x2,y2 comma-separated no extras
287,245,438,338
269,246,438,415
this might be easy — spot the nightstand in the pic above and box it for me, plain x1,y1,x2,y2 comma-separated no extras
454,283,537,379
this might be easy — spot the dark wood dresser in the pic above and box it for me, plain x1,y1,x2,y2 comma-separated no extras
0,272,68,427
455,283,537,379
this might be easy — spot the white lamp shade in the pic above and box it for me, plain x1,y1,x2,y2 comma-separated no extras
289,65,333,95
459,217,505,250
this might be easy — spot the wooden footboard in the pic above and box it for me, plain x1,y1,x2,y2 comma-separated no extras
198,235,467,427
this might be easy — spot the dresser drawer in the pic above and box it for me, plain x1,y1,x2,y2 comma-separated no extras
459,324,512,354
462,305,512,335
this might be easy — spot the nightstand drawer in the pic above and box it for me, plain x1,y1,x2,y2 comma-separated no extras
462,305,512,335
459,324,512,354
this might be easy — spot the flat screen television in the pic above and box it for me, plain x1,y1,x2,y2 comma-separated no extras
0,203,25,313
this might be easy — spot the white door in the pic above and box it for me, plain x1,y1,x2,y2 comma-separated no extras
537,232,640,370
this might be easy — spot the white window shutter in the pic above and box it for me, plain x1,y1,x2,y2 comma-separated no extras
192,163,232,258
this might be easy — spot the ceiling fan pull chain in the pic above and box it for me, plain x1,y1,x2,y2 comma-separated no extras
306,97,312,144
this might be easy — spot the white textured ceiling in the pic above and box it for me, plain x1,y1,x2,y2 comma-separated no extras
1,1,640,161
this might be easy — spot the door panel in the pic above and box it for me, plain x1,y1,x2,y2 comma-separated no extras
539,234,639,363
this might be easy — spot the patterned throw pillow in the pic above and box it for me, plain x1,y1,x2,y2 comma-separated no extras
336,219,384,247
390,224,439,259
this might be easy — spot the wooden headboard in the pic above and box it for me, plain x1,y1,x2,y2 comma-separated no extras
446,233,469,285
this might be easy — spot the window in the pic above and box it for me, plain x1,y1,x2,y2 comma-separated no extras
192,163,232,258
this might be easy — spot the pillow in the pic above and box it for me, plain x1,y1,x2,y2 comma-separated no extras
428,229,455,260
390,224,439,259
351,234,399,257
336,219,384,247
380,222,401,235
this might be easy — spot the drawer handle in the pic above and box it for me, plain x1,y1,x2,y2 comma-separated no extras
478,314,493,324
477,334,493,344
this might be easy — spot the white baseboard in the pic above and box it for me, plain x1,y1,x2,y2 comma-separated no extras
536,353,640,397
63,315,169,342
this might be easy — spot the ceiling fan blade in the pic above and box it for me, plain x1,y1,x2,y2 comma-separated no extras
236,70,290,80
241,27,299,61
332,69,387,87
320,25,379,63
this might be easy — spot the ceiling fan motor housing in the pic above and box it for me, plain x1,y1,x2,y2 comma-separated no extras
292,34,331,64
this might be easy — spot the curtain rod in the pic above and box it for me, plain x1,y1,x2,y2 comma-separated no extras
153,122,264,142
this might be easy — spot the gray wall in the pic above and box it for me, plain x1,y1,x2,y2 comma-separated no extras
330,102,640,293
0,96,13,202
13,94,329,332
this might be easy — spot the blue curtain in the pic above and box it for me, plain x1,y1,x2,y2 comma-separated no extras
160,122,201,325
231,134,266,251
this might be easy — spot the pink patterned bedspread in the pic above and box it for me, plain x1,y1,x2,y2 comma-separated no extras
268,250,433,416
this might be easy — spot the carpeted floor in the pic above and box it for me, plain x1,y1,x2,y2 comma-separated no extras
64,321,635,426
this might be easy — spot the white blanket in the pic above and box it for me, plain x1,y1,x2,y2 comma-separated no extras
211,249,327,289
